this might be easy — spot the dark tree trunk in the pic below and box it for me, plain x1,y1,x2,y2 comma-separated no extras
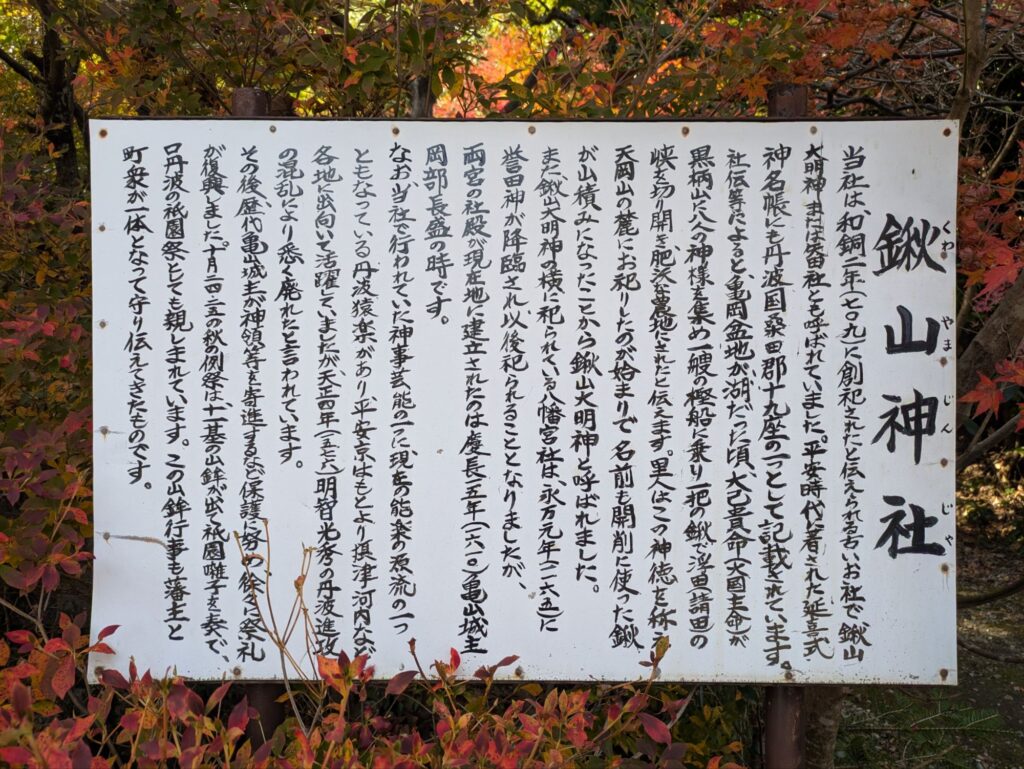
32,0,81,189
409,75,435,117
803,686,847,769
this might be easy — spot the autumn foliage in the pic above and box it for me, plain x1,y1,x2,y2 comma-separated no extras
0,0,1022,766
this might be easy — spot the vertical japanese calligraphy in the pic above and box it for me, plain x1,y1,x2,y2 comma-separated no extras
199,144,230,661
609,144,642,651
350,147,378,657
275,148,304,464
388,142,418,635
571,145,602,590
459,143,491,654
685,145,717,651
647,145,678,644
759,143,794,670
536,147,567,632
236,145,268,662
424,144,453,322
836,145,871,663
122,146,152,487
722,148,754,650
312,145,342,656
499,145,528,586
800,143,832,661
162,142,191,642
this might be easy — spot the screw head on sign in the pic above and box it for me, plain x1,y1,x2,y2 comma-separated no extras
943,127,952,136
99,128,108,138
528,126,536,134
392,126,400,136
681,126,690,137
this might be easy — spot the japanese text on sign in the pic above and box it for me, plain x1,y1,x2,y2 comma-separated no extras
90,120,957,684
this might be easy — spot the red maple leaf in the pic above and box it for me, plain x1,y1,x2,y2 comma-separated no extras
960,373,1003,418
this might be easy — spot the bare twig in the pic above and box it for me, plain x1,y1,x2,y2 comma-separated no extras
0,595,46,636
957,413,1018,472
233,527,309,736
958,572,1024,609
958,637,1024,663
956,282,979,353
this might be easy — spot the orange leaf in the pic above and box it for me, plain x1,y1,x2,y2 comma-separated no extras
825,23,861,49
865,41,896,61
738,73,769,102
317,655,340,681
995,359,1024,386
960,373,1003,418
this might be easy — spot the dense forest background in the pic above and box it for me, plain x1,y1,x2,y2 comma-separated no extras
0,1,1022,767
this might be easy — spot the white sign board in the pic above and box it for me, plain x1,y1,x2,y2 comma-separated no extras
90,119,957,684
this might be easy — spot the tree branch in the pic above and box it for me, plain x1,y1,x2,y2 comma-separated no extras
525,5,580,27
0,48,41,86
957,414,1019,472
956,283,979,354
948,0,986,121
982,116,1024,178
958,637,1024,663
500,11,580,114
958,573,1024,609
822,93,916,115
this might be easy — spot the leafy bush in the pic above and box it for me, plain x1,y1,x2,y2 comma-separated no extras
0,621,747,768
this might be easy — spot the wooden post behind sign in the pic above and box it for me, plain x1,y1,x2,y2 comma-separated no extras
767,83,809,119
764,685,805,768
762,82,809,769
231,85,287,747
232,87,270,118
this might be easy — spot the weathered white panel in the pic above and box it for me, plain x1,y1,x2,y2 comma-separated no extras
90,119,958,684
